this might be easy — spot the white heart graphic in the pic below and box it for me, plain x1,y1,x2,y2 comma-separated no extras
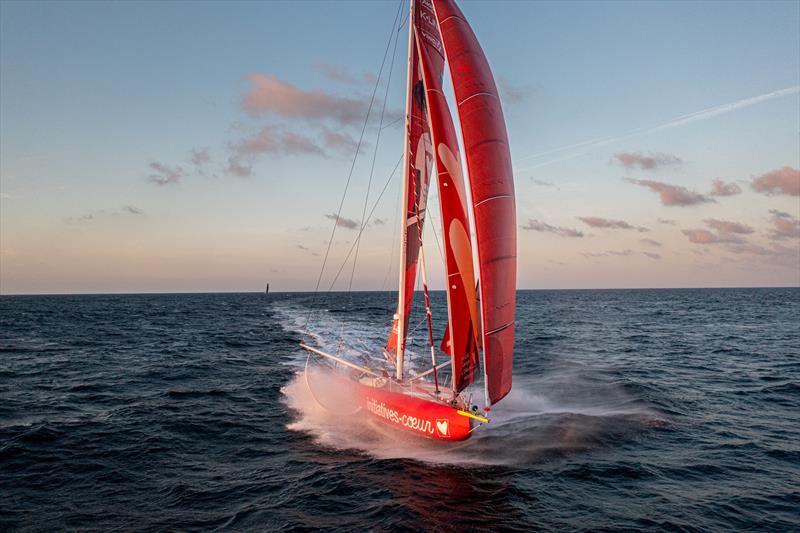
436,420,449,436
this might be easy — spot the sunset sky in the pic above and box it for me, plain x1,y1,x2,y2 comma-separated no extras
1,0,799,294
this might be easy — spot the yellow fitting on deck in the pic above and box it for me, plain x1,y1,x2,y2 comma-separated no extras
456,410,489,423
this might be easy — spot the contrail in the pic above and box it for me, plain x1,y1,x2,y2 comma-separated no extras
513,86,800,172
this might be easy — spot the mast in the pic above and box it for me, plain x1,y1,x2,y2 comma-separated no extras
414,0,480,396
395,0,416,381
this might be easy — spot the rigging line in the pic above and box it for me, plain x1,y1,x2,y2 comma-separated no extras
347,0,404,296
325,154,403,293
380,164,403,301
397,7,409,32
302,0,403,338
380,116,404,130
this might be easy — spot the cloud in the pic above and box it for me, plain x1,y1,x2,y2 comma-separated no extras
751,166,800,196
723,243,798,268
682,228,744,244
520,219,584,238
282,132,325,154
148,161,184,186
725,243,776,256
583,249,634,258
658,218,677,225
612,151,682,170
324,213,359,230
372,218,386,226
227,127,325,176
624,178,713,206
242,73,370,125
65,206,145,224
642,252,661,260
709,178,741,197
191,148,210,166
122,205,144,215
498,78,532,105
769,209,792,219
316,63,358,84
704,218,754,235
640,238,662,247
768,211,800,240
226,158,253,178
321,126,358,155
233,128,323,157
578,216,648,232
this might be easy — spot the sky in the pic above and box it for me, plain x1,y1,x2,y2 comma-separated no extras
1,0,799,294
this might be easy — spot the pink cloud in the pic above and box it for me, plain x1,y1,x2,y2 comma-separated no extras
643,252,661,260
682,228,744,244
316,63,357,84
148,162,183,186
751,166,800,196
583,249,634,258
658,218,677,225
521,219,584,238
709,178,741,197
704,218,754,235
320,126,358,155
242,73,369,125
324,213,359,230
625,178,713,206
768,211,800,240
191,148,210,166
640,238,662,247
612,152,682,170
578,216,648,232
282,132,325,155
226,158,252,178
227,127,324,177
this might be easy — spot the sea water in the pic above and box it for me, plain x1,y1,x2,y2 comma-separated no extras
1,289,798,530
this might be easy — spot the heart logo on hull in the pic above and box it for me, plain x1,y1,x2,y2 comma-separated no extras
436,419,449,437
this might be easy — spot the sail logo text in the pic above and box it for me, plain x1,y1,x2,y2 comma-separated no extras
366,398,435,435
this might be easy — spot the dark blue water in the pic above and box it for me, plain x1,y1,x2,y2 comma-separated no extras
2,289,799,531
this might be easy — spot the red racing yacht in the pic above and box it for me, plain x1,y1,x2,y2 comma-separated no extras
301,0,516,442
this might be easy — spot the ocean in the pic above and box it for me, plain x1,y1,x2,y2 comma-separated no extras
1,288,798,531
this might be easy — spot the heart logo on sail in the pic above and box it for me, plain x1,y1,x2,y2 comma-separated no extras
436,419,449,436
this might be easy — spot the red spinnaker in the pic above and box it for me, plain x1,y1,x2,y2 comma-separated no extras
386,34,434,358
414,0,480,392
433,0,517,404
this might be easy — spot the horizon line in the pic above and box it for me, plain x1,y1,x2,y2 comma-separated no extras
1,285,798,297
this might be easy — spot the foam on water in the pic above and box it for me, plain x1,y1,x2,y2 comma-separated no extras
277,301,666,466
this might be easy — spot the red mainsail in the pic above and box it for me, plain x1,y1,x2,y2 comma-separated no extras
433,0,517,405
386,24,434,360
414,0,480,393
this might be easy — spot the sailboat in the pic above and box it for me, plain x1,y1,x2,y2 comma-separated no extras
300,0,515,442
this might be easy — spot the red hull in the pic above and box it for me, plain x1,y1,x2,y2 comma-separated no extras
355,380,472,441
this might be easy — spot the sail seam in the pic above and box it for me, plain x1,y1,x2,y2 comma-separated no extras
474,194,512,207
485,322,513,336
470,138,508,151
458,92,497,106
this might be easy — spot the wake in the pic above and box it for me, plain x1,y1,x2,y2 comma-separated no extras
275,301,667,466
